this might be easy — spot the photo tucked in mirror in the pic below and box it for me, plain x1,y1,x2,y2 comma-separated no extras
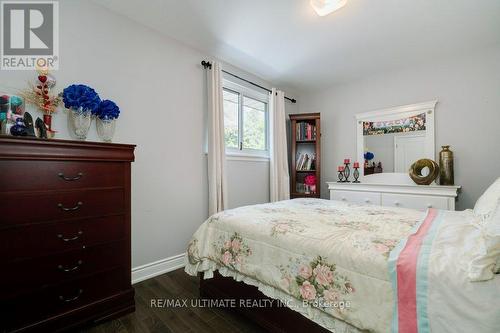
363,112,428,175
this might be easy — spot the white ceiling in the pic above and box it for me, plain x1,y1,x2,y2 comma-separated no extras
94,0,500,91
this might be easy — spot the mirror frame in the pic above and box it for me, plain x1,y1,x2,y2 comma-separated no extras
356,100,437,177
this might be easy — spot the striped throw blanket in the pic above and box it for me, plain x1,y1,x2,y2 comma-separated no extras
389,209,444,333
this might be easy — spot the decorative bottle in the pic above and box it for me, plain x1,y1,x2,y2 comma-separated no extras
439,145,454,185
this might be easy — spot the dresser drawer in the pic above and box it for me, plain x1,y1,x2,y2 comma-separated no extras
1,268,129,332
331,190,381,205
0,160,125,192
0,215,126,262
0,137,135,332
381,193,450,211
1,242,128,298
0,188,125,226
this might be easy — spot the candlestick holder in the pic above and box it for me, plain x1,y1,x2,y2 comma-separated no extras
337,170,344,182
353,166,360,183
343,162,351,182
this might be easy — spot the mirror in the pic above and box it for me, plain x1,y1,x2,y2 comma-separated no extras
356,101,436,177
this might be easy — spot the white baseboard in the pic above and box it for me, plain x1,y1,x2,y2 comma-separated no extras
132,253,186,284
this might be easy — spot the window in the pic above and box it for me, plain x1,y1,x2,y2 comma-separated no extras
223,89,239,149
223,80,269,157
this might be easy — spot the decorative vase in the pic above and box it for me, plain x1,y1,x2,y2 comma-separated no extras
69,107,92,140
96,117,116,142
43,114,52,131
439,145,454,185
42,114,56,139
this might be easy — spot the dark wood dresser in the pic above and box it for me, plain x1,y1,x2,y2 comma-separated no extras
0,136,136,332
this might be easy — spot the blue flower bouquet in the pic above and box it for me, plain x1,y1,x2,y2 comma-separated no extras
95,100,120,142
62,84,101,140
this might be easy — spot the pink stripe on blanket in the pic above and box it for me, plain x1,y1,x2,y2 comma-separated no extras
396,209,438,333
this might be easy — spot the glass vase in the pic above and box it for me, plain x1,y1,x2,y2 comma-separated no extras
69,107,92,140
96,118,116,142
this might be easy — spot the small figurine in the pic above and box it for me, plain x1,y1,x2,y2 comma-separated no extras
0,95,8,112
23,112,35,137
10,118,28,136
10,95,24,116
35,117,47,138
0,95,8,126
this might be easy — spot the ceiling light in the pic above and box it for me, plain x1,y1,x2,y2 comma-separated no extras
310,0,347,16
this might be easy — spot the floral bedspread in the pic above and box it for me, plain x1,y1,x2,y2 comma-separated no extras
185,198,425,332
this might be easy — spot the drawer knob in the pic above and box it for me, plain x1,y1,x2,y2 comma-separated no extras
341,197,347,201
58,172,83,181
58,201,83,212
59,289,83,303
58,260,83,272
394,201,400,206
57,230,83,242
364,199,371,203
427,204,433,208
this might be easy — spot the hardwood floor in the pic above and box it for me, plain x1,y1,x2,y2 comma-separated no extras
82,269,267,333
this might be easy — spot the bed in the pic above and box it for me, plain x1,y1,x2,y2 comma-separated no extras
185,198,500,332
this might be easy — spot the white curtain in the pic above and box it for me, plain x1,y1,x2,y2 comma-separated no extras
269,88,290,202
207,61,228,215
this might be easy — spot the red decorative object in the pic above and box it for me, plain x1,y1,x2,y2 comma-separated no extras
36,74,58,114
42,114,56,139
20,69,61,138
353,161,360,168
42,114,52,131
304,174,316,186
344,158,350,164
304,174,317,194
20,70,61,116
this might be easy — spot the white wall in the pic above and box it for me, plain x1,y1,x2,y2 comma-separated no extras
226,158,270,209
0,0,296,268
296,46,500,210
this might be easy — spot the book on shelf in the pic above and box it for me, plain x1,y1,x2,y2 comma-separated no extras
295,122,317,141
295,153,316,171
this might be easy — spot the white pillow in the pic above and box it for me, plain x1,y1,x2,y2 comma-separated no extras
469,201,500,281
474,177,500,217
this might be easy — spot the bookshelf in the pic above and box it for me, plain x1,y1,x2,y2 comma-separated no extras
290,113,321,199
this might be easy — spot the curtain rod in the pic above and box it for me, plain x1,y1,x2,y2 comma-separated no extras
201,60,297,104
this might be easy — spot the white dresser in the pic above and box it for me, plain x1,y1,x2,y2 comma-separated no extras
327,173,461,211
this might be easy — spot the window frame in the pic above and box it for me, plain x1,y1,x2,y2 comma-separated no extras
223,79,270,159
